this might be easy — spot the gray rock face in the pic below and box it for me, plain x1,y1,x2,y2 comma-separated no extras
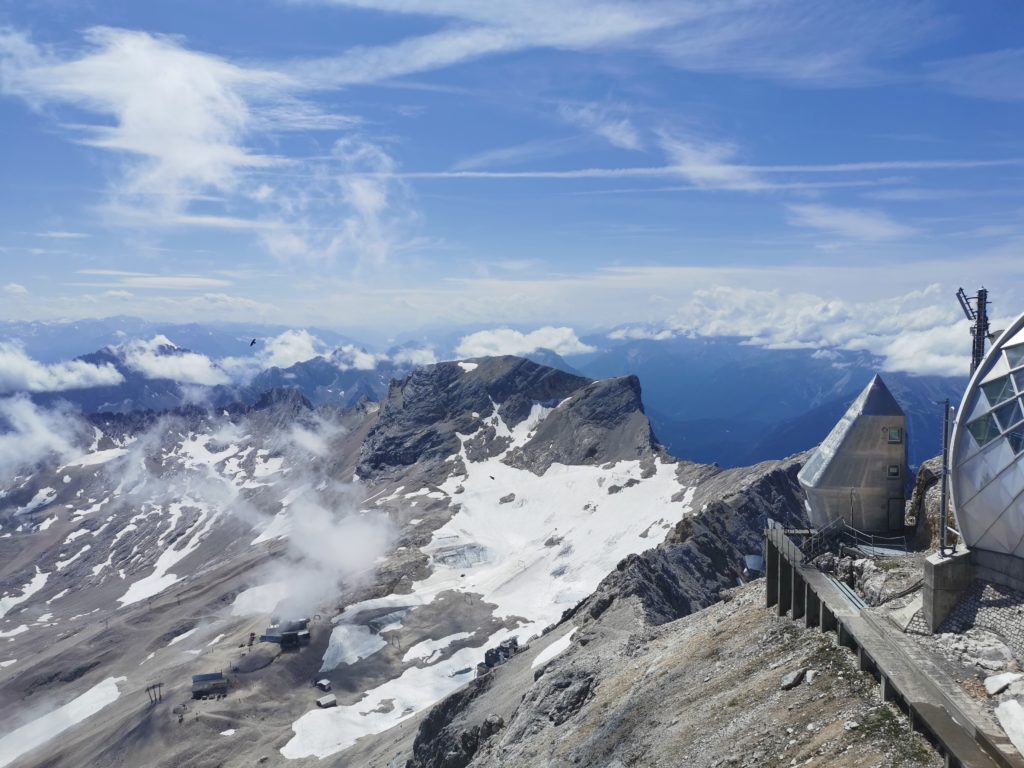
404,458,815,768
574,458,808,628
504,375,657,475
357,356,590,481
781,668,807,690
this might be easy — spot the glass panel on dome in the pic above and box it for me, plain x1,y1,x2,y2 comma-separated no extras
968,414,1000,447
982,376,1015,407
1006,344,1024,369
994,400,1024,432
1009,430,1024,455
1014,370,1024,394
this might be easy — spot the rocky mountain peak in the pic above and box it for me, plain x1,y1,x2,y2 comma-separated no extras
356,356,592,480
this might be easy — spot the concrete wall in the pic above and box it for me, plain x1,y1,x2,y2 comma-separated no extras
922,549,973,633
972,549,1024,594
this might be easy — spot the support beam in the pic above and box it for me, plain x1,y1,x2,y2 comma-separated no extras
821,602,836,633
805,585,820,629
766,541,779,608
778,561,793,618
792,571,806,621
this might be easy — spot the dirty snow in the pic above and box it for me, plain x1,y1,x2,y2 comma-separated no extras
17,487,55,515
0,568,49,620
168,628,197,646
0,676,126,768
62,448,128,468
402,632,473,664
0,626,28,640
284,409,693,760
320,625,388,671
532,627,577,669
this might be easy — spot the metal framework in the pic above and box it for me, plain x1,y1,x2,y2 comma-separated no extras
957,287,990,374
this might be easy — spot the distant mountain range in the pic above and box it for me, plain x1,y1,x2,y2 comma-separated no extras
1,319,969,469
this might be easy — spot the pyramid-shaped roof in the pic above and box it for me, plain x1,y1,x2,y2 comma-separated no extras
799,374,905,487
851,374,903,417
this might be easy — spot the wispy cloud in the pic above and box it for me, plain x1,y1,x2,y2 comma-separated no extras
786,203,919,240
398,157,1024,182
3,283,28,295
450,137,579,171
35,231,89,239
296,1,945,88
927,48,1024,102
0,27,286,216
75,270,232,290
558,101,642,150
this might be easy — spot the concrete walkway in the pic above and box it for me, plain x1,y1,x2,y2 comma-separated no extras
766,527,1024,768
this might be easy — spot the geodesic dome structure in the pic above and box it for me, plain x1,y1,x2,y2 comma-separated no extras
950,311,1024,556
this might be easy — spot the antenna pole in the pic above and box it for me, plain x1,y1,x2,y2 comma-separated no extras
972,288,989,374
939,399,951,557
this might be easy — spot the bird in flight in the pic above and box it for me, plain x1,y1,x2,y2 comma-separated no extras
250,338,257,347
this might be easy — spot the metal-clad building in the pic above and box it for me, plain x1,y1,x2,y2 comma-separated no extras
798,375,908,531
192,672,227,699
950,311,1024,556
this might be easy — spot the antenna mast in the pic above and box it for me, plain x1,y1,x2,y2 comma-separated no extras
956,287,990,374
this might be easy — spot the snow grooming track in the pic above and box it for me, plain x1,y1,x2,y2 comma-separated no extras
281,403,696,760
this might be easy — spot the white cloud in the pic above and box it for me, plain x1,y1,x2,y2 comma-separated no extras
391,347,438,367
120,335,231,386
35,230,88,239
3,283,27,295
658,133,764,191
456,327,596,358
0,396,90,478
786,203,918,240
331,344,386,371
0,27,286,216
262,329,328,369
658,284,973,376
75,270,232,290
607,326,674,341
558,102,642,150
0,342,124,392
258,137,414,268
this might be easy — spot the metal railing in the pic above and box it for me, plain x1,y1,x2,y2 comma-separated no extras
799,518,908,562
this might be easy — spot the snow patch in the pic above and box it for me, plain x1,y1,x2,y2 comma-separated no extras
402,632,473,664
168,628,197,646
320,625,387,671
0,676,125,768
0,568,49,619
457,362,478,372
532,627,577,669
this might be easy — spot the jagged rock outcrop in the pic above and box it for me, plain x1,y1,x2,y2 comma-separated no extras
404,457,813,768
357,357,593,479
576,457,807,627
503,375,658,475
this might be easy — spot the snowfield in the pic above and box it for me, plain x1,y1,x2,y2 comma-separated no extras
0,676,126,768
281,403,695,760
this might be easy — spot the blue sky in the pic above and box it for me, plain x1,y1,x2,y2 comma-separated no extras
0,0,1022,372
